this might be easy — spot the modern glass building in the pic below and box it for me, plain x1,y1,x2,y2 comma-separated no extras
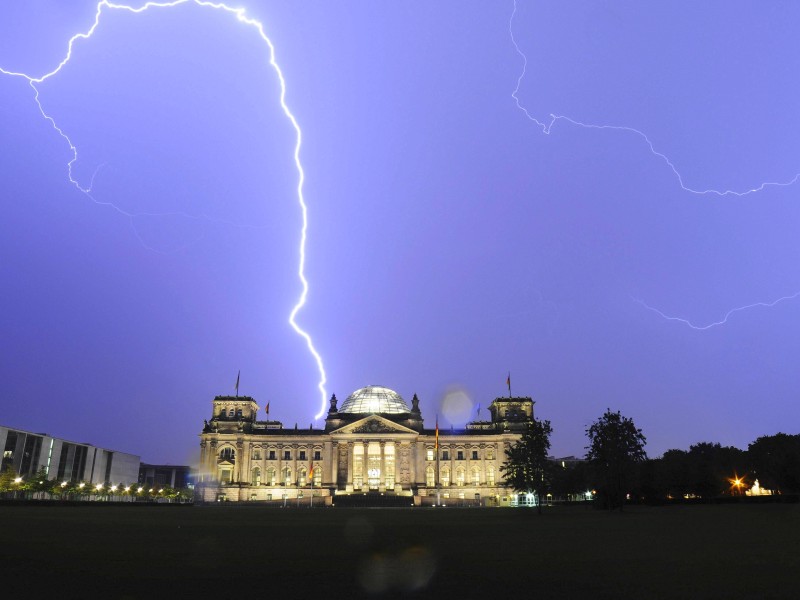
0,424,140,485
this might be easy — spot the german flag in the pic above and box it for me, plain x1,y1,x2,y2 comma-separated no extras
435,415,439,450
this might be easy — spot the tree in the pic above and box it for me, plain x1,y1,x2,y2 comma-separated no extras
749,433,800,494
685,442,748,498
0,467,21,498
501,418,553,514
586,409,647,511
21,468,52,499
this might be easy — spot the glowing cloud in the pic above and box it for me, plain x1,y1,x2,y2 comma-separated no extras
0,0,329,418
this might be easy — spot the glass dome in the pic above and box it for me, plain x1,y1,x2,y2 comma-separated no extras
339,385,410,414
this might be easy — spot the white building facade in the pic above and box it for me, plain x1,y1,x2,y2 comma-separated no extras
197,385,534,506
0,425,140,486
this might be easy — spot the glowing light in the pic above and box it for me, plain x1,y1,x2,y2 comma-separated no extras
14,477,22,484
634,292,800,331
509,0,800,197
1,0,328,417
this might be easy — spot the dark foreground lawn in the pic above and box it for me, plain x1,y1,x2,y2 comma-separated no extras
1,503,797,599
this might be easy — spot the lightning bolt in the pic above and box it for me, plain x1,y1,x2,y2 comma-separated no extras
509,0,800,198
1,0,329,418
633,293,800,331
509,0,800,327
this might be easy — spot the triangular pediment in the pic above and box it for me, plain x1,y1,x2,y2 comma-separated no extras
330,414,418,436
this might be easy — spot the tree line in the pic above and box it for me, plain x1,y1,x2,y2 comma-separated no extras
0,467,193,502
503,409,800,511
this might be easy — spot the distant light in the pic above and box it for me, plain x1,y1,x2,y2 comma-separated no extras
138,487,144,493
111,485,118,492
61,481,68,487
125,486,131,492
158,489,164,493
79,483,85,488
13,477,22,484
95,484,103,490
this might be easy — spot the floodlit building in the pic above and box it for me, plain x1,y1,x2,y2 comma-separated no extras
197,385,534,505
0,424,140,485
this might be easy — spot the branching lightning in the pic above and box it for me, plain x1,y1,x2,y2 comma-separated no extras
509,0,800,198
1,0,329,417
633,293,800,331
509,0,800,328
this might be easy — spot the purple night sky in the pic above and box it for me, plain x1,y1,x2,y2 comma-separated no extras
1,1,799,465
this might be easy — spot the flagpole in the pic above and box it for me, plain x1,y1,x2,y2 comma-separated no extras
435,414,440,507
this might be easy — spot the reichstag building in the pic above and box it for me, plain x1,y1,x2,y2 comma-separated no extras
197,385,533,505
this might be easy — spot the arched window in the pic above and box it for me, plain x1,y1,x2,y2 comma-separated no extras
252,450,261,461
298,467,308,487
441,466,450,487
426,466,435,487
281,466,291,486
236,409,243,418
251,467,261,486
228,409,235,418
487,466,495,486
456,467,466,486
266,467,276,486
313,467,322,487
471,466,481,486
219,447,235,462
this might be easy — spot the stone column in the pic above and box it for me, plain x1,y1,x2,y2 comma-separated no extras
330,441,338,487
363,441,369,490
347,442,354,486
379,441,386,491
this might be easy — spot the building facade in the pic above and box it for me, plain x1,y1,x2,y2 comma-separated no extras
0,424,140,485
197,385,534,505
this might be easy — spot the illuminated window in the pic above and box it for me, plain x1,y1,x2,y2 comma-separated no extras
471,467,480,485
441,467,450,487
456,467,465,486
219,447,235,461
252,450,261,460
313,467,322,486
266,467,276,486
236,409,243,418
229,409,235,418
298,467,308,487
426,449,434,461
219,468,232,484
281,467,291,486
426,466,435,487
486,448,494,460
251,467,261,486
487,466,495,486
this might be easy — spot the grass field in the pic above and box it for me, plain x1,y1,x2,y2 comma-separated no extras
1,503,798,599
